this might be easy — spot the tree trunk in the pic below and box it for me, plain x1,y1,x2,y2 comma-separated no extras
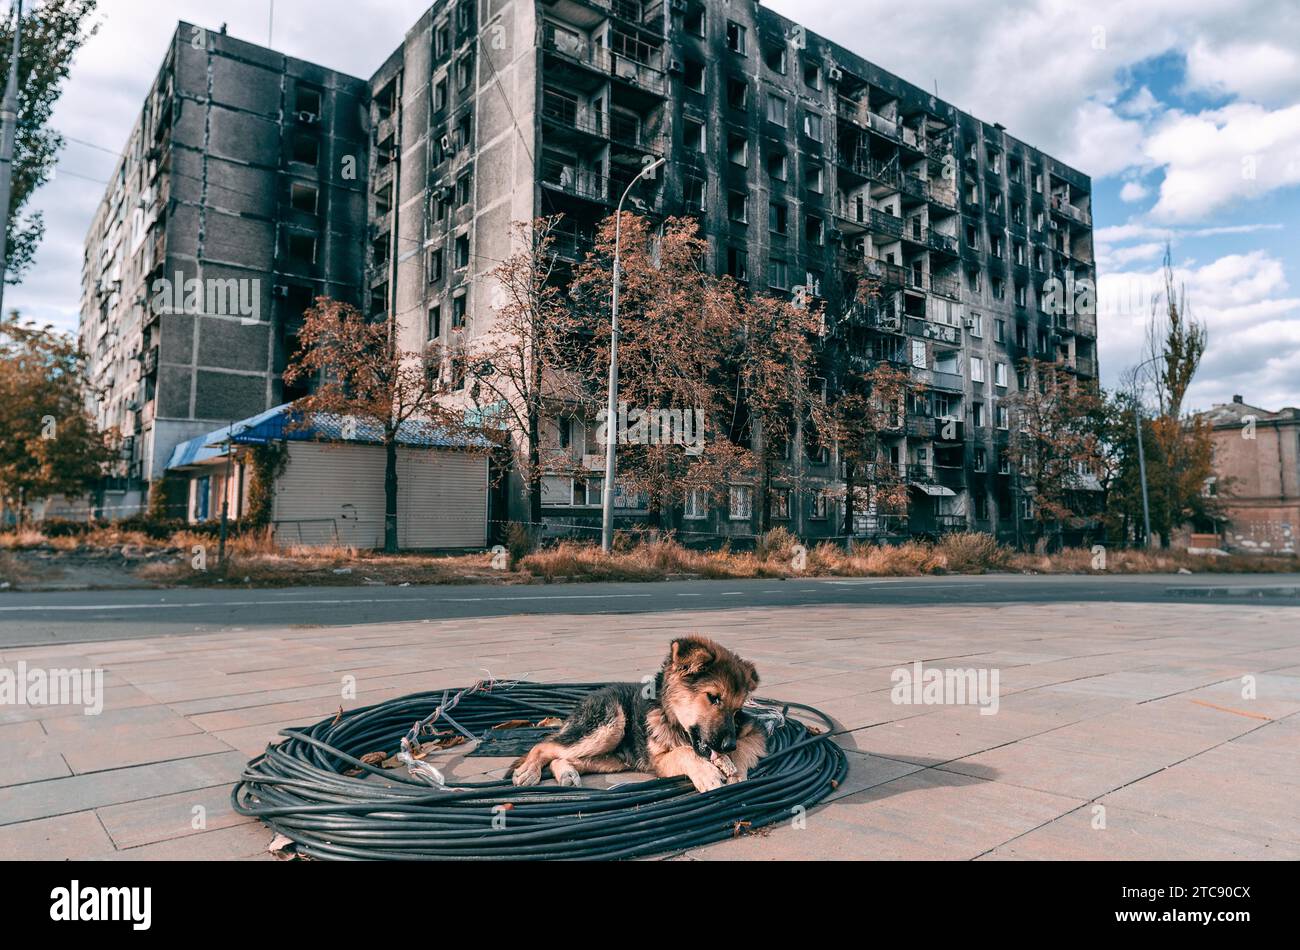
384,437,399,553
842,463,856,542
527,408,542,526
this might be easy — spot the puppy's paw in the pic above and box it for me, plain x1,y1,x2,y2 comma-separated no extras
689,763,725,793
511,762,541,787
725,769,748,785
553,763,581,787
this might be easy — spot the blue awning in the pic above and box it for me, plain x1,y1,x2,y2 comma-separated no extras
165,404,491,472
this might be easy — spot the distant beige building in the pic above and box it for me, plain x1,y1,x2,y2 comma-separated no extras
1203,396,1299,555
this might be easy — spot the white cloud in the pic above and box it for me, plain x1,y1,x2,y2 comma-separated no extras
1144,103,1300,222
1098,251,1300,411
1119,181,1149,202
1184,38,1300,106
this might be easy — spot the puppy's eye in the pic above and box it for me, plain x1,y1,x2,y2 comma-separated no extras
707,692,721,706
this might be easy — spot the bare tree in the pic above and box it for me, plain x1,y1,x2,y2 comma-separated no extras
470,216,583,524
283,297,472,553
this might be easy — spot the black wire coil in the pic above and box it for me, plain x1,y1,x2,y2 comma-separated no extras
231,682,848,860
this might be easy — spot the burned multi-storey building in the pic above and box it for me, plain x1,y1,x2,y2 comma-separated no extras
83,2,1096,542
80,22,368,513
366,0,1097,543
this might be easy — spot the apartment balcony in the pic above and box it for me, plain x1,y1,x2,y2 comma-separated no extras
905,315,962,346
917,368,965,392
901,269,961,302
899,173,930,202
864,256,908,288
905,416,935,440
1050,193,1092,227
927,183,959,212
934,514,969,534
540,163,610,204
843,299,904,333
608,112,664,153
935,464,966,491
550,225,595,262
1070,355,1097,377
540,91,608,139
1053,311,1098,339
541,25,667,97
870,208,904,239
610,0,666,29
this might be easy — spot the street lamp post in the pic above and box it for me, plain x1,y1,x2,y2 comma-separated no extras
1130,354,1162,549
601,157,666,554
0,0,25,318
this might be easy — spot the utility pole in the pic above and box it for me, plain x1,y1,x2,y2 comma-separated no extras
0,0,24,317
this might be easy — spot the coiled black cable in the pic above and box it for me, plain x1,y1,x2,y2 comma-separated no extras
231,681,847,860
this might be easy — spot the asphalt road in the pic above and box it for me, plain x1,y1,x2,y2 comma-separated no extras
1,572,1298,647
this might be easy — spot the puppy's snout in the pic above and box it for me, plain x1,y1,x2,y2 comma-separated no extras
717,735,737,753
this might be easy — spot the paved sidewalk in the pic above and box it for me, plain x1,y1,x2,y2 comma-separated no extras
1,602,1298,860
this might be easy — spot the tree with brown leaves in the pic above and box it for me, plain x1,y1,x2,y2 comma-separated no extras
1006,359,1104,549
728,287,825,533
818,362,914,538
0,314,113,523
283,297,472,553
569,212,752,527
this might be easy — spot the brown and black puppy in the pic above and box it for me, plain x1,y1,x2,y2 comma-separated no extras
508,636,765,792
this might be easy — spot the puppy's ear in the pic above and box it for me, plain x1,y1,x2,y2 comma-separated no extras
742,660,759,692
670,637,715,675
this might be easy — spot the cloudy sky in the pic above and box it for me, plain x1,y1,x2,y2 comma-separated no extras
12,0,1300,411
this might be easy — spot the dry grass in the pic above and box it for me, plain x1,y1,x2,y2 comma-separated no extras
1,524,1295,589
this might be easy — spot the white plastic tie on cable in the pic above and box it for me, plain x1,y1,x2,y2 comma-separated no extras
398,735,449,787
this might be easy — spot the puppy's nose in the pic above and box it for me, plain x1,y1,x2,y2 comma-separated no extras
717,736,737,753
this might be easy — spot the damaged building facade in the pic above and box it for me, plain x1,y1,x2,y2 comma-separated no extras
83,2,1097,542
367,0,1097,542
80,22,368,515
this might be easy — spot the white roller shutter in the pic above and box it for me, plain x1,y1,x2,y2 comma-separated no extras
272,441,486,550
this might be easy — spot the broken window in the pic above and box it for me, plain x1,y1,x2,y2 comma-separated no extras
803,61,822,90
768,258,788,289
805,214,824,245
455,233,470,269
766,93,787,127
727,132,748,166
684,58,705,93
768,201,787,235
427,304,441,340
804,164,823,193
290,182,318,213
295,86,321,117
292,134,319,166
726,77,747,110
435,78,448,111
429,248,444,282
683,117,705,152
452,292,467,328
726,21,746,54
764,44,786,74
728,191,747,223
727,246,748,281
684,176,705,213
457,53,474,90
288,232,316,263
767,151,787,181
684,6,705,37
803,112,823,142
457,169,473,206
